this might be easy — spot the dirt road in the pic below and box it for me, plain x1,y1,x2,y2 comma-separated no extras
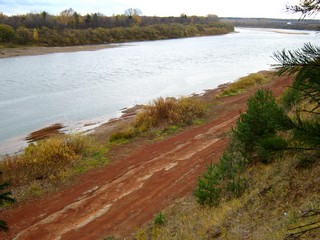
0,75,292,240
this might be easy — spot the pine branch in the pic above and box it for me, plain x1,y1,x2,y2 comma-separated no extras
301,209,320,218
273,43,320,75
286,85,320,109
285,225,320,240
286,0,320,18
285,208,320,239
288,219,320,231
298,109,320,115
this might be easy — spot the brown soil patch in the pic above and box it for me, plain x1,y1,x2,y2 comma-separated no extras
0,74,293,240
25,123,65,142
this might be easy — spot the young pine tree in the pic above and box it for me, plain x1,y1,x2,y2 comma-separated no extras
232,89,289,162
194,163,221,207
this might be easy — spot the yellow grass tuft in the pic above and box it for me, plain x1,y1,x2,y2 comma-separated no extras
0,134,99,185
109,96,207,143
218,73,272,98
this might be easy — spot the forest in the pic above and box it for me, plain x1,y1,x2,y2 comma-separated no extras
0,9,234,46
221,17,320,30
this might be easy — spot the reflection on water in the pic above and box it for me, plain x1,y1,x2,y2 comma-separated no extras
0,28,318,154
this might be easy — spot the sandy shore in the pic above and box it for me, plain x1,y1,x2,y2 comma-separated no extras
0,44,119,58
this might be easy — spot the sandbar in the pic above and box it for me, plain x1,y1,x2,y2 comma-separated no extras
0,44,119,59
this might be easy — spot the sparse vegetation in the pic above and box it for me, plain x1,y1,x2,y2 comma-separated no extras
109,97,207,143
217,72,272,98
136,157,320,239
0,134,107,204
0,134,100,185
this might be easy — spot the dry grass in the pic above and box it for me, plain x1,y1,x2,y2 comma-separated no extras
135,155,320,239
135,97,207,127
0,134,100,185
218,72,272,98
109,97,207,143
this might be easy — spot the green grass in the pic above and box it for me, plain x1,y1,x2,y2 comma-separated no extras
73,147,109,174
154,212,166,226
217,72,272,98
153,125,181,140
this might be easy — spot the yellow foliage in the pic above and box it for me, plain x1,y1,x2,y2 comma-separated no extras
33,28,39,41
0,134,96,185
109,96,207,142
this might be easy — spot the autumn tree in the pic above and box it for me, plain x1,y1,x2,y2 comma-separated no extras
124,8,142,17
16,26,32,44
0,24,15,42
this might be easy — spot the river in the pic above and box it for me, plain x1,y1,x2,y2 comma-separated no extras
0,27,318,154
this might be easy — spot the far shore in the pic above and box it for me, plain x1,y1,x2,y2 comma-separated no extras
0,44,120,58
0,27,310,59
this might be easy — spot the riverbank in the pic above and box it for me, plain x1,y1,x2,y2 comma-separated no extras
0,70,294,240
0,44,120,58
0,71,277,156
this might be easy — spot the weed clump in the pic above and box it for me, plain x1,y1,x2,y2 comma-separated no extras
109,96,207,143
218,73,271,98
154,212,166,226
0,134,98,185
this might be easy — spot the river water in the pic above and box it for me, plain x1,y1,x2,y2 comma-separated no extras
0,27,318,154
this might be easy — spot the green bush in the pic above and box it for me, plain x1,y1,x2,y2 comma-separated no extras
0,24,15,42
16,26,33,44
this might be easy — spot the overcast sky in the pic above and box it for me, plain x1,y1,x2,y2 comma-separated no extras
0,0,304,18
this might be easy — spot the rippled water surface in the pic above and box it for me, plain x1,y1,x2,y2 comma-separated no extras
0,28,318,153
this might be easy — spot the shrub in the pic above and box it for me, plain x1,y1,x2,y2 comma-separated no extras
16,26,32,44
135,97,207,130
109,96,207,143
0,134,97,185
109,125,136,143
169,97,207,125
0,24,15,42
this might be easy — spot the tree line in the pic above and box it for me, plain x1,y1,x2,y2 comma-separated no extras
221,17,320,30
0,9,234,46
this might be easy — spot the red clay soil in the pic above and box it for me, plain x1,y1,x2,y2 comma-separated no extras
0,75,293,240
